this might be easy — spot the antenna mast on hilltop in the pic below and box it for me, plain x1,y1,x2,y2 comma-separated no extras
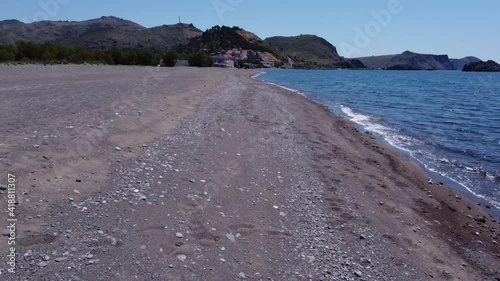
179,16,181,24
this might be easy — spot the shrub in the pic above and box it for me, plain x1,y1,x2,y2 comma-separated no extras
188,51,213,67
163,50,179,67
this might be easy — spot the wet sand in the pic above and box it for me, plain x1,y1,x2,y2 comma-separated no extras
0,65,498,280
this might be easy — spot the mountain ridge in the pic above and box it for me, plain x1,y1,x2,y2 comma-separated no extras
0,17,202,52
355,51,481,71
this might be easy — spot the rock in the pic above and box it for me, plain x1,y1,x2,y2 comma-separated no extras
359,234,366,240
279,212,286,217
115,147,122,151
76,179,82,183
55,257,68,262
1,229,10,236
0,184,7,190
354,270,363,277
34,145,40,149
176,232,183,238
307,256,316,264
189,179,195,183
238,272,246,279
140,245,146,250
177,254,187,262
23,250,33,258
463,60,500,72
86,259,99,265
37,261,48,267
226,233,236,243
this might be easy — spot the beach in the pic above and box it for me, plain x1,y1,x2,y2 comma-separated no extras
0,65,499,280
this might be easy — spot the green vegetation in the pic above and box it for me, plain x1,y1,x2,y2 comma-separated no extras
188,51,213,67
0,41,161,66
163,50,179,67
0,41,215,67
178,25,276,55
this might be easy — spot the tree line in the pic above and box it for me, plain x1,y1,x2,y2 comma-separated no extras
0,41,214,67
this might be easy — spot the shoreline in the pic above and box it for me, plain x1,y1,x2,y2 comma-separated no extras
1,65,498,280
256,75,500,278
254,71,500,219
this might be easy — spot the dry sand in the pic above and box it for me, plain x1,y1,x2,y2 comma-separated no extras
0,65,499,280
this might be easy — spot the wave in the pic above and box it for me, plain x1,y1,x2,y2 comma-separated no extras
265,81,306,97
251,71,266,79
339,105,419,150
339,106,500,209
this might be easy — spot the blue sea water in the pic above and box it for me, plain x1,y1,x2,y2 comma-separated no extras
258,70,500,210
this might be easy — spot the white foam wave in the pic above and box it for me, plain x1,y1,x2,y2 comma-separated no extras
251,71,266,79
340,105,410,149
339,105,500,210
265,82,306,97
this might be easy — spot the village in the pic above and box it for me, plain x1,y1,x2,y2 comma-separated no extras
162,48,279,68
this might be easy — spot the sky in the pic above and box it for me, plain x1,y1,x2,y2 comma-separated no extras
1,0,499,61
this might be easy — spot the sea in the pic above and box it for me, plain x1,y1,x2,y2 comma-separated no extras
257,69,500,212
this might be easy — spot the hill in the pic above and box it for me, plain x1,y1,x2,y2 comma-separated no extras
178,25,274,54
0,17,202,52
450,56,482,70
356,51,457,70
265,35,365,69
463,60,500,72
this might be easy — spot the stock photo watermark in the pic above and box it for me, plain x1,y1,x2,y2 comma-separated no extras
340,0,405,57
5,0,71,48
5,173,17,274
213,0,244,20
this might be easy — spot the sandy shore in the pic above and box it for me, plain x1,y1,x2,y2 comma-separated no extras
0,65,499,280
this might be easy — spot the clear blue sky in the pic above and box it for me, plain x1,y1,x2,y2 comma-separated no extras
1,0,499,61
